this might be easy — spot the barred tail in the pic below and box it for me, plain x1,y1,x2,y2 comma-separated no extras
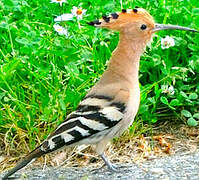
2,145,45,180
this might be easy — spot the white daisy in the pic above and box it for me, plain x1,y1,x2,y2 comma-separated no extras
50,0,66,6
53,24,68,36
161,85,175,95
168,86,175,95
161,36,175,49
71,6,87,20
54,13,73,22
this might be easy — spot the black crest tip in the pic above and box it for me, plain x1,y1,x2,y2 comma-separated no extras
102,15,110,23
122,9,127,13
111,13,119,19
87,21,95,26
87,20,101,26
133,8,138,13
94,20,102,25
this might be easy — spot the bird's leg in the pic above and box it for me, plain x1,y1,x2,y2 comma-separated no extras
100,152,117,171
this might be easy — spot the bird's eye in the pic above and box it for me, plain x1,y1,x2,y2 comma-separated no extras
140,24,147,30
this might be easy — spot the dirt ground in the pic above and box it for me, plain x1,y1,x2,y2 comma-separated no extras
1,121,199,173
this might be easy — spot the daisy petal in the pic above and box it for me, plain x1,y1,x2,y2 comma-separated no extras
53,24,68,36
54,13,73,22
50,0,66,6
71,6,86,19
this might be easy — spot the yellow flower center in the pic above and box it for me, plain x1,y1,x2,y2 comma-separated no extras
164,41,168,46
76,9,83,15
56,0,62,1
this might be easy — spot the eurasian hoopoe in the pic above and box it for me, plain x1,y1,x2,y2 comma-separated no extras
2,7,198,179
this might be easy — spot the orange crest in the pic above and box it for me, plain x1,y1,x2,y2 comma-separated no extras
88,8,155,39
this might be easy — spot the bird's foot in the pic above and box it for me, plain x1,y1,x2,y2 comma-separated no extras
100,153,117,172
91,153,118,173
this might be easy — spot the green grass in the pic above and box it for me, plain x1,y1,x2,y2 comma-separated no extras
0,0,199,162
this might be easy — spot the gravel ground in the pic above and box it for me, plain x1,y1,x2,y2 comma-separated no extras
1,151,199,180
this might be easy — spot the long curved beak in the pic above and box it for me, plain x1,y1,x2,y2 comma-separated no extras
153,23,199,33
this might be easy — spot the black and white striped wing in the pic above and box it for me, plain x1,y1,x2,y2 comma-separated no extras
40,94,126,153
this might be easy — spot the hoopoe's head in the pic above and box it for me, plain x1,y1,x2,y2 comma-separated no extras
88,8,155,40
88,8,199,40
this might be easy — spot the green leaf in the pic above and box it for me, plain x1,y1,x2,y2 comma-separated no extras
152,54,161,66
59,96,66,111
180,91,188,98
160,96,169,105
65,62,79,75
170,99,179,106
174,36,187,46
15,37,29,45
188,44,198,51
168,105,176,110
139,104,149,114
154,85,161,99
193,113,199,119
0,21,9,29
148,97,155,104
0,92,6,100
4,96,10,102
104,1,116,11
181,110,192,118
151,117,158,123
189,93,198,100
192,8,199,15
187,118,198,127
